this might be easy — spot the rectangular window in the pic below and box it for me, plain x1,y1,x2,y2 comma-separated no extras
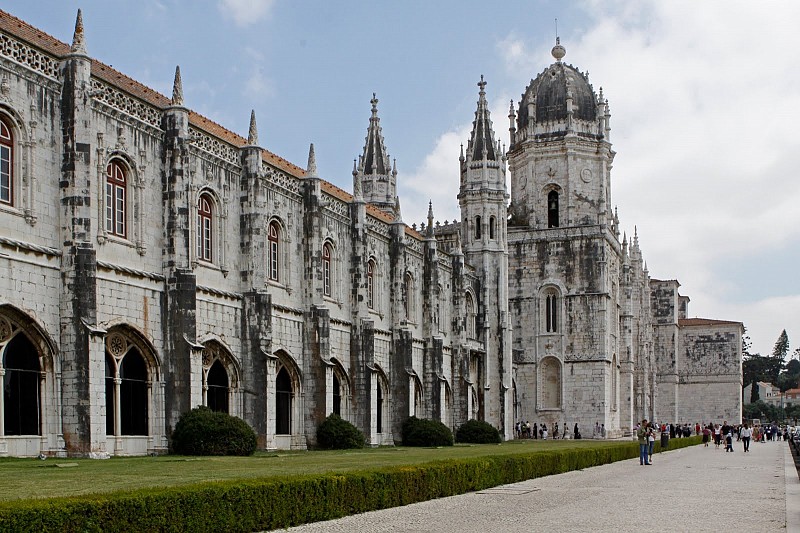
115,186,125,236
196,213,203,259
105,182,113,232
0,145,10,204
323,260,331,296
203,217,212,261
270,241,279,281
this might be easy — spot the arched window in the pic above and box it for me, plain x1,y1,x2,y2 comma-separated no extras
268,221,280,282
105,160,127,237
3,333,41,435
465,292,477,338
547,190,559,228
207,360,229,413
322,243,332,297
367,259,376,309
611,354,618,410
489,216,496,240
0,118,13,206
197,194,213,262
545,291,558,333
539,356,562,409
376,379,384,433
105,333,151,437
403,272,414,321
474,215,482,239
275,367,292,435
332,373,341,416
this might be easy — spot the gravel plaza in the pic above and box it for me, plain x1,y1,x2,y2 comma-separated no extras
284,440,798,532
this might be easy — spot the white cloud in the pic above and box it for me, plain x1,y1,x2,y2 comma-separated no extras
243,68,274,100
218,0,275,27
403,0,800,357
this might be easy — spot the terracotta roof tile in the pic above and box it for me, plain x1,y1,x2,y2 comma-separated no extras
679,318,742,327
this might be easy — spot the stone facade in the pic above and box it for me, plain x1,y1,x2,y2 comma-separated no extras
0,10,739,457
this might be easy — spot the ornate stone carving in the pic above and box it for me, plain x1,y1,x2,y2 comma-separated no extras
0,317,12,342
106,333,127,358
0,34,59,79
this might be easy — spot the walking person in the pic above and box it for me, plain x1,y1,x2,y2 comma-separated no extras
740,423,752,452
637,419,651,465
647,423,656,462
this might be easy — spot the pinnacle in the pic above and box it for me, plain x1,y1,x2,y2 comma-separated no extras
70,9,87,55
306,143,318,178
247,110,259,146
171,66,184,106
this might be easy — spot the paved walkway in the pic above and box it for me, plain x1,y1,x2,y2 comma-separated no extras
283,440,797,532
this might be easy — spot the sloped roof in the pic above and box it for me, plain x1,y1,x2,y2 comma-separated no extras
679,318,743,327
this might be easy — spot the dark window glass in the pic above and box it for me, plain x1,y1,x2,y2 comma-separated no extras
376,381,384,434
119,348,148,436
207,360,229,414
548,191,559,228
276,368,292,434
333,374,341,417
3,334,40,435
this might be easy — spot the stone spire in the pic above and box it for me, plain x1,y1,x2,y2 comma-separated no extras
466,75,498,162
171,66,184,106
393,195,402,223
70,9,87,55
426,201,435,238
306,143,318,179
247,110,259,146
352,159,363,201
355,93,397,213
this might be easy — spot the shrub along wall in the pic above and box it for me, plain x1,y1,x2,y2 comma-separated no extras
0,436,701,532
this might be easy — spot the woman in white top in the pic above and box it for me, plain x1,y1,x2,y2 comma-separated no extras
740,423,752,452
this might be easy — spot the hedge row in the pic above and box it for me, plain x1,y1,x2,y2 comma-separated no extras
0,436,701,532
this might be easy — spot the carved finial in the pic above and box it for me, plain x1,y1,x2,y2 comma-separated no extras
247,110,259,145
427,201,435,236
370,93,378,114
71,9,87,55
171,66,184,106
394,196,402,222
478,75,487,95
306,143,318,178
392,158,397,176
352,159,362,200
459,143,465,162
551,36,566,62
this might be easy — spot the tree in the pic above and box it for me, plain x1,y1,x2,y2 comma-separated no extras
773,329,789,360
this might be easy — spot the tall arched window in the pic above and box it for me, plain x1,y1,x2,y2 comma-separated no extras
489,216,496,240
474,215,482,239
332,373,341,417
547,190,559,228
545,291,558,333
367,259,376,309
197,194,213,262
611,354,618,410
376,379,384,433
465,292,477,338
105,333,151,437
539,356,562,409
106,160,127,237
207,360,229,413
275,367,292,435
3,333,41,435
0,118,13,206
322,243,332,297
268,221,280,282
404,272,414,321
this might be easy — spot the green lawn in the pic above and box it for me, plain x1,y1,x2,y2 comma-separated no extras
0,439,630,502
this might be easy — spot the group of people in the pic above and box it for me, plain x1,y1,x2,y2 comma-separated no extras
514,421,583,440
701,421,791,452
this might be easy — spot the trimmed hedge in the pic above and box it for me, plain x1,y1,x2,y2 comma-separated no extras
0,436,701,532
402,417,454,447
316,414,365,450
171,406,257,456
456,420,502,444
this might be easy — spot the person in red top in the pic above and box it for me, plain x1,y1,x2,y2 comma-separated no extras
695,422,701,435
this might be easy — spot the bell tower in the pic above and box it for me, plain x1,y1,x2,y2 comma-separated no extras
457,76,513,439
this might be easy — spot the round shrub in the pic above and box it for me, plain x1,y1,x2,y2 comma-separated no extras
456,419,502,444
171,406,257,456
401,416,454,447
316,414,365,449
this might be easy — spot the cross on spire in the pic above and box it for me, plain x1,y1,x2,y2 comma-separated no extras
478,75,487,95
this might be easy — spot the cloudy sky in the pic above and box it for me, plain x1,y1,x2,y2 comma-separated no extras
5,0,798,358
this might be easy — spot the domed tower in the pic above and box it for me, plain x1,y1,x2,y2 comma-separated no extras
507,39,626,437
